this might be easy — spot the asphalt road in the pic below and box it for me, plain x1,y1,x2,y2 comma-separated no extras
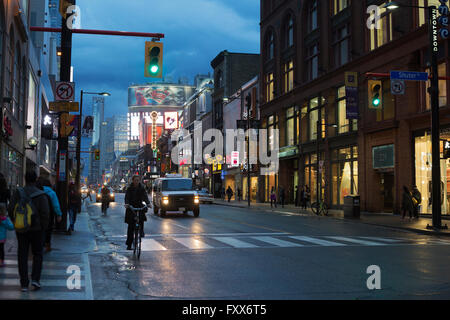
86,193,450,300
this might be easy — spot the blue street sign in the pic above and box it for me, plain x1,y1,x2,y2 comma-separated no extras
390,71,429,81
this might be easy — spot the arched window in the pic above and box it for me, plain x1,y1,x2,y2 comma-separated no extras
308,0,318,32
265,30,274,61
286,15,294,48
13,43,21,120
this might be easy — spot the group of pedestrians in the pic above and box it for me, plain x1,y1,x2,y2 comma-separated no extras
401,185,422,220
0,170,81,292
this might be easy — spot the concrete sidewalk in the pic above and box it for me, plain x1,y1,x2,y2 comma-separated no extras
212,199,450,237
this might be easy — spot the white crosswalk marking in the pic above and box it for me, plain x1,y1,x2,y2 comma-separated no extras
173,237,212,249
141,239,167,251
358,236,403,243
0,278,86,287
252,236,303,247
213,237,258,248
326,236,386,246
288,236,346,246
0,267,85,276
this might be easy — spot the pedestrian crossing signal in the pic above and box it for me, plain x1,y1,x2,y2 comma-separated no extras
145,41,163,78
368,80,382,109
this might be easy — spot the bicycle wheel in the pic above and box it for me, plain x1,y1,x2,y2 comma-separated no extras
322,202,329,216
137,231,142,259
133,225,139,256
311,202,319,215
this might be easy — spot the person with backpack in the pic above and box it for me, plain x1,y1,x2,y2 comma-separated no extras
36,177,62,252
67,182,81,233
8,171,50,292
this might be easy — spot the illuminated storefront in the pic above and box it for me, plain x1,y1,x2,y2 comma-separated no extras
331,146,358,207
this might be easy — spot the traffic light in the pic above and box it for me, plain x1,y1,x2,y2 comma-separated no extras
145,41,163,78
94,149,100,161
368,80,382,109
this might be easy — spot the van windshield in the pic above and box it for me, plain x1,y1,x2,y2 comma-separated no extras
162,179,193,191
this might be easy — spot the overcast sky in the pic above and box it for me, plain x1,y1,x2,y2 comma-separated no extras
72,0,261,118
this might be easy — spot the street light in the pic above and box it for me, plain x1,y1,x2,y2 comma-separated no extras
385,2,447,230
76,90,111,193
25,136,38,150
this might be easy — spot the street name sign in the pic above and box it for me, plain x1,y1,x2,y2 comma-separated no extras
49,101,79,112
390,71,428,81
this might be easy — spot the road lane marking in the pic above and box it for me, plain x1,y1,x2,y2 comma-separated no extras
213,237,258,248
251,236,303,247
288,236,346,246
141,239,167,251
83,253,94,300
173,237,212,249
358,236,403,243
326,236,386,246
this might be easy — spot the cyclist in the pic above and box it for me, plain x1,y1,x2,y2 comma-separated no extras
101,183,111,215
124,175,150,250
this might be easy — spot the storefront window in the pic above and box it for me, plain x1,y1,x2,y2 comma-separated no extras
309,109,318,141
2,145,23,188
337,86,349,134
286,107,295,146
331,146,358,206
426,63,447,109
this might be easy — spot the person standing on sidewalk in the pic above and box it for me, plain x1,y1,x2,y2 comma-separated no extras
226,186,234,202
8,171,50,291
67,182,81,234
36,177,62,252
411,185,422,219
0,204,14,267
237,188,242,202
270,187,277,208
401,186,414,220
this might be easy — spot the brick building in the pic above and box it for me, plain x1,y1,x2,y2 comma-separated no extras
259,0,449,214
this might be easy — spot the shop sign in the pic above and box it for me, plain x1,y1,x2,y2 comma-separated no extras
372,144,395,169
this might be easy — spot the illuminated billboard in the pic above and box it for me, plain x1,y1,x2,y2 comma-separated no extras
128,85,195,107
164,111,178,129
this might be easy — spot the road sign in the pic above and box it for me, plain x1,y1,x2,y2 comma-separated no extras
391,79,405,95
49,101,79,112
390,71,428,82
56,81,75,101
59,151,67,181
231,151,239,167
59,113,76,137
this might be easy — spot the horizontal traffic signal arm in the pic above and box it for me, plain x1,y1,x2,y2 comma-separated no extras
30,27,164,38
365,72,450,80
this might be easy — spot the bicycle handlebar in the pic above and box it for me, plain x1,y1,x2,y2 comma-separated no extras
127,204,148,211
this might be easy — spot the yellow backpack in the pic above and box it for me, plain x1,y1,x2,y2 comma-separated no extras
12,188,43,233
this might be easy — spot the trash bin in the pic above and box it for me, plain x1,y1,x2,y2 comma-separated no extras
344,195,360,218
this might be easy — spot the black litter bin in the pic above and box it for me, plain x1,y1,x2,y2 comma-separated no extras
344,195,360,218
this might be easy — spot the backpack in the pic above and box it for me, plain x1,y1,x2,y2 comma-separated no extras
12,188,44,233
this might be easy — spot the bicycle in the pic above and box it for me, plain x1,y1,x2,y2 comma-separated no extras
311,200,329,216
127,204,148,259
101,200,109,216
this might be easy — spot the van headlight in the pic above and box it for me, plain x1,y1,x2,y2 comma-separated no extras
110,193,114,198
194,195,200,204
163,196,169,205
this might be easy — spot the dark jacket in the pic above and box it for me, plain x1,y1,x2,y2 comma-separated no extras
402,190,414,212
8,185,50,232
68,187,81,211
124,183,150,224
101,187,110,202
0,189,10,204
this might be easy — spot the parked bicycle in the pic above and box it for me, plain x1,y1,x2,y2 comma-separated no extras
311,200,329,216
127,204,148,259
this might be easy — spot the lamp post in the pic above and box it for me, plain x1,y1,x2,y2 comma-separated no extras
385,2,447,229
76,90,110,193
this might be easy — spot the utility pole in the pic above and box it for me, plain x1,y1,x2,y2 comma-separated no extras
75,90,83,194
247,93,251,207
55,0,75,232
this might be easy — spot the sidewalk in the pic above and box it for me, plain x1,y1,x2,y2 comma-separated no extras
212,199,450,237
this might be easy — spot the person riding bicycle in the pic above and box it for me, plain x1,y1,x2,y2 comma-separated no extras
101,183,111,214
124,175,150,251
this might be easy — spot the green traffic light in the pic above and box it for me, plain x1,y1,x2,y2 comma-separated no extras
150,65,159,74
373,98,380,106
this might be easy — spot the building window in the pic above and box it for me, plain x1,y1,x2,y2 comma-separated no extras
306,43,319,81
13,43,21,120
369,2,393,51
286,107,295,146
337,86,349,134
333,24,350,67
267,114,278,152
286,16,294,48
20,57,26,126
283,60,294,93
266,31,274,61
426,63,447,109
331,146,358,206
418,0,443,27
6,30,14,113
215,70,223,88
331,0,350,15
265,72,274,102
308,0,318,32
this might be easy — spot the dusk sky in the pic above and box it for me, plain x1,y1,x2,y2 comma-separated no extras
72,0,261,117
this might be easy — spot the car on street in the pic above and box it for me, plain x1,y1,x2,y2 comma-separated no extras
152,174,200,217
96,187,115,202
196,188,213,204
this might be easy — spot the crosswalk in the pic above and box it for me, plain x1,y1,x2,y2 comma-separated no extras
104,233,450,253
0,253,93,300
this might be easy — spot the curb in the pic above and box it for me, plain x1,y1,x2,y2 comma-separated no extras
212,201,450,237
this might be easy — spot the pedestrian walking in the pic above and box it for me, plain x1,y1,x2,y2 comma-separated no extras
411,185,422,219
0,203,14,267
237,188,242,202
8,170,50,291
221,187,226,201
226,186,234,202
67,182,81,233
270,187,277,208
303,185,311,210
124,175,150,250
401,186,414,220
279,186,285,208
295,186,299,207
0,173,10,206
36,177,62,252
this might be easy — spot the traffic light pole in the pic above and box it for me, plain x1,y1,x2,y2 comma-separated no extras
75,90,83,194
